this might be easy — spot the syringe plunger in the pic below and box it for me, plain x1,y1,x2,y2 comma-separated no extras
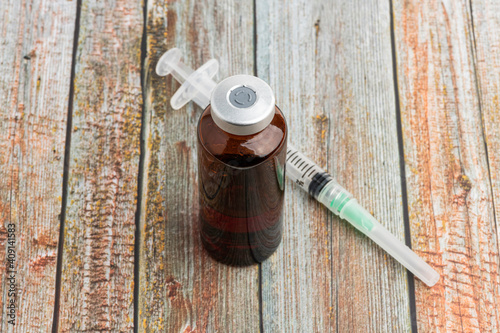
156,48,218,110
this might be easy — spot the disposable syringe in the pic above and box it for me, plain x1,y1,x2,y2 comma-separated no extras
156,48,440,287
285,146,439,287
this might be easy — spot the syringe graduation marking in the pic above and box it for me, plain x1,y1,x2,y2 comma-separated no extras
303,165,314,178
286,150,297,161
307,168,317,178
287,147,331,196
288,147,323,179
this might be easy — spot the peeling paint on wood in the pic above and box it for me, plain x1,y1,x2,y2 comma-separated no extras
138,0,259,332
57,0,143,331
256,0,411,331
393,0,500,331
0,0,76,331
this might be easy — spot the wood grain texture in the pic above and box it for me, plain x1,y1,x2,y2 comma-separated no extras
138,0,259,332
57,0,143,331
393,0,500,331
471,0,500,269
257,0,411,331
0,0,76,331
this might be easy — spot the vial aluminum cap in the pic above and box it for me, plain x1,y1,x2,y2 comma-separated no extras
210,74,276,136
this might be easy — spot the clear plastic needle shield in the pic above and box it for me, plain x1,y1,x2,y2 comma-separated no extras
156,48,440,287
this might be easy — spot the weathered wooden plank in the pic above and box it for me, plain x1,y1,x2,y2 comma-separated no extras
471,0,500,294
257,0,411,331
57,0,143,331
138,1,259,331
393,0,500,331
0,0,76,331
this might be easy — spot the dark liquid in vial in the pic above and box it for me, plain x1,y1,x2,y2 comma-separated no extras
197,105,287,266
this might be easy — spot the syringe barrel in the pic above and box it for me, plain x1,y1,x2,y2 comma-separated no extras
285,145,328,192
285,145,353,209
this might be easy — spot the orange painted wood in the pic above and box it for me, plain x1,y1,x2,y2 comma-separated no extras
0,0,76,331
393,0,500,331
138,0,259,331
57,0,143,331
257,0,411,331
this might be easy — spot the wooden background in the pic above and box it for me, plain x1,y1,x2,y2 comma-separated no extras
1,0,499,332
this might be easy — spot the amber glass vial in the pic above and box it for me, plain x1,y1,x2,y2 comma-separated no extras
197,75,287,266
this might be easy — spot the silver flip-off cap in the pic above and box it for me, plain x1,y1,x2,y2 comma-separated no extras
210,75,275,135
